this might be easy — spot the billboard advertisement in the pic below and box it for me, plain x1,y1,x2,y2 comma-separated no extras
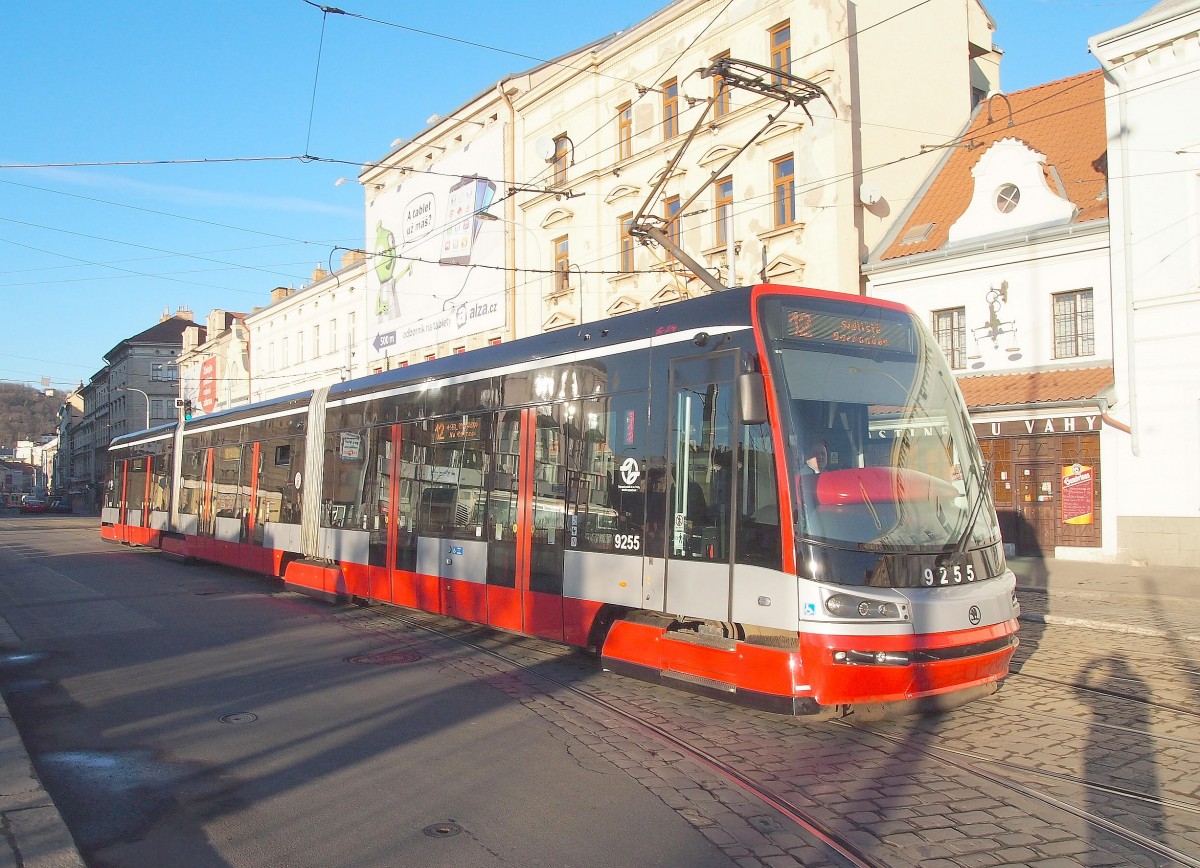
366,125,506,360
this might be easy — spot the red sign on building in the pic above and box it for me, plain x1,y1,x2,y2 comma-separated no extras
199,357,219,413
1061,464,1094,525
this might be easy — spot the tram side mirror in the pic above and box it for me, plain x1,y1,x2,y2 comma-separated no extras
737,371,768,425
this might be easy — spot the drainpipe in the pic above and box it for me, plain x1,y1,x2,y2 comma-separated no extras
1090,47,1139,455
497,79,518,341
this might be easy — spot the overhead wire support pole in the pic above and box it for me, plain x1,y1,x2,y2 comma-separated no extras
629,56,834,294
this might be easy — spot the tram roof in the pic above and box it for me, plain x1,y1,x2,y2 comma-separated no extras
329,285,758,404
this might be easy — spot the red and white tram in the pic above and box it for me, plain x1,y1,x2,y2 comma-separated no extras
103,284,1019,715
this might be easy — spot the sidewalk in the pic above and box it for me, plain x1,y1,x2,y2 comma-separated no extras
0,618,85,868
1009,556,1200,643
0,556,1197,867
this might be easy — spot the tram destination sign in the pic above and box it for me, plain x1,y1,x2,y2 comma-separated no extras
783,306,911,352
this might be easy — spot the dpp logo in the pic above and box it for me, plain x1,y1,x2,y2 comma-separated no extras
619,457,640,487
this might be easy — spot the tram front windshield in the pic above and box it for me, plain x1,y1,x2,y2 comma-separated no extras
761,296,999,557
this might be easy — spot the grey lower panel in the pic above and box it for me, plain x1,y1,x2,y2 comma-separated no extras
563,550,643,608
101,507,120,525
416,536,487,583
177,513,199,536
318,527,369,564
149,510,170,531
215,516,243,544
664,559,729,622
262,522,302,553
729,563,800,632
124,508,143,527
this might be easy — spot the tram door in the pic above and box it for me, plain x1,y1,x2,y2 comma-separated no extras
663,354,737,621
484,406,566,641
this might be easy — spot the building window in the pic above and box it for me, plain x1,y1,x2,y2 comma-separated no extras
553,235,570,295
150,363,178,382
281,336,288,367
995,183,1021,214
453,345,466,355
150,399,165,420
297,331,305,363
769,21,791,82
348,311,356,350
619,213,635,272
715,176,733,246
772,155,795,228
617,101,632,161
664,195,682,256
313,325,320,358
1053,289,1095,358
663,78,679,140
330,320,338,353
933,307,967,370
712,51,730,119
488,337,503,346
553,135,569,187
424,353,436,362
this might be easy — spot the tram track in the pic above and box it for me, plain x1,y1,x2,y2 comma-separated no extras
839,720,1200,868
985,699,1200,749
333,600,1200,867
377,609,881,868
1008,668,1200,720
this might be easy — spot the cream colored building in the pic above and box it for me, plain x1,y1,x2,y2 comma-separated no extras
188,0,1000,386
354,0,999,359
178,254,369,416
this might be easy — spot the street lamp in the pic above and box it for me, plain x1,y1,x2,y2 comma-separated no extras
117,386,150,431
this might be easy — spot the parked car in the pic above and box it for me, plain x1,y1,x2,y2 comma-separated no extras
19,497,47,514
47,498,73,514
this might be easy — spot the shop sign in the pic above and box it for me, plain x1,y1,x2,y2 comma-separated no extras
973,415,1101,438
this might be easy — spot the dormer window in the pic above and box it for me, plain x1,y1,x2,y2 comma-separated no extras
995,183,1020,213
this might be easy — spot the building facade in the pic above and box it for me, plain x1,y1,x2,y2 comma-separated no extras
1090,1,1200,565
866,72,1118,560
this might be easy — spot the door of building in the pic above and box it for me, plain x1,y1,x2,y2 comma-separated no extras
1014,462,1058,557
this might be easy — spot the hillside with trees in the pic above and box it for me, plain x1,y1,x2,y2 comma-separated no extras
0,384,60,447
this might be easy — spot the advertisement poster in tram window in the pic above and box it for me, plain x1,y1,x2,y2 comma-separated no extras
366,124,506,361
1061,463,1094,525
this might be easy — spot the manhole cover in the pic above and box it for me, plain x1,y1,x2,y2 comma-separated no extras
220,712,258,724
347,649,422,665
423,821,462,838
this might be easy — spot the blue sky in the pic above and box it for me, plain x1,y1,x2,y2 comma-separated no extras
0,0,1154,395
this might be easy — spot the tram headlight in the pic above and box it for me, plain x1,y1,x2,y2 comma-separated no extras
824,593,902,619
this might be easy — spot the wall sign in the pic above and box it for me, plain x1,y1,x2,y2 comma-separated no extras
1061,463,1094,525
973,415,1101,438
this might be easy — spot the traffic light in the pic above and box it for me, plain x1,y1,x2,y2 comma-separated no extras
182,400,193,421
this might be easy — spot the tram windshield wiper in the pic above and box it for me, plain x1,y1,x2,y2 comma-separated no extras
950,463,988,559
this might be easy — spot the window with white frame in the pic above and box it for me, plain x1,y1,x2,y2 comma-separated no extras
1053,289,1095,358
932,307,967,370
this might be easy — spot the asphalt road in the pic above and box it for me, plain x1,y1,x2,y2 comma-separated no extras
0,515,730,867
2,514,1199,868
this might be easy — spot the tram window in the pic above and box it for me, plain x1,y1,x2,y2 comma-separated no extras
669,362,736,562
735,421,782,569
417,415,489,541
149,452,172,513
322,428,373,530
104,464,121,509
259,436,303,525
395,425,423,572
424,378,499,418
178,449,205,516
125,459,147,513
564,394,646,554
213,445,243,525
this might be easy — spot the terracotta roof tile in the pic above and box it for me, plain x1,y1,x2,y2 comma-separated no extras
881,70,1107,261
956,365,1114,408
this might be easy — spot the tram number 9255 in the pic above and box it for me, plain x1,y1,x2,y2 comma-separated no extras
614,534,641,552
923,562,976,586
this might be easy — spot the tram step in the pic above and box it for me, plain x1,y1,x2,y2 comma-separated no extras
660,668,737,693
664,629,737,651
